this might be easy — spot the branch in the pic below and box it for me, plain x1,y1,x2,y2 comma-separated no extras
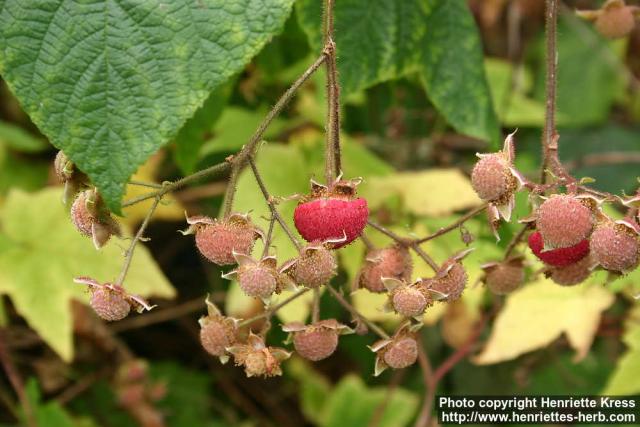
325,284,389,339
367,220,439,271
413,204,487,244
248,157,302,251
238,288,311,327
116,195,161,286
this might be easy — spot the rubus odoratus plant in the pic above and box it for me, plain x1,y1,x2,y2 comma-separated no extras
35,1,638,424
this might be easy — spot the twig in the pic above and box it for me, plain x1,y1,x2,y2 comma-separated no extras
127,180,164,189
414,204,487,244
503,225,529,259
261,215,276,259
312,288,321,323
238,288,311,327
248,157,302,251
0,333,36,427
367,220,439,272
325,285,389,339
220,54,327,217
116,196,161,285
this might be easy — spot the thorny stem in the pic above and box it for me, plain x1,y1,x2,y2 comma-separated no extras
323,0,341,182
122,54,327,210
220,53,327,217
116,196,161,286
238,288,311,327
127,180,164,189
325,285,389,339
248,157,302,251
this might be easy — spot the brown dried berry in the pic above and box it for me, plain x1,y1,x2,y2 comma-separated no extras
536,195,593,249
548,256,593,286
429,260,468,301
90,287,130,321
286,243,337,288
596,1,636,39
358,245,413,293
483,259,524,295
227,333,291,378
382,336,417,369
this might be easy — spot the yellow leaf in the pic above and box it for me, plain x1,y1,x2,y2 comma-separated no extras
365,169,482,217
603,304,640,394
474,279,614,365
0,188,175,361
122,152,184,226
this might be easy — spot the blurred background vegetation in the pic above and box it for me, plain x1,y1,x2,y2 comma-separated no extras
1,0,640,426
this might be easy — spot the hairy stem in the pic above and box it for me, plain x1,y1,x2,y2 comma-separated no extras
323,0,341,182
325,285,389,339
238,289,311,327
414,204,487,244
248,157,302,251
116,196,161,286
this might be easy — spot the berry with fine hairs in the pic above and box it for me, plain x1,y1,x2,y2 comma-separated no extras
223,254,284,300
198,297,238,363
90,287,130,321
294,178,368,248
184,213,262,266
590,220,640,272
595,1,636,39
427,252,472,301
548,256,594,287
528,231,590,267
482,259,525,295
471,154,515,202
358,245,413,293
283,319,352,361
74,277,155,322
371,324,419,375
71,189,121,249
383,278,432,318
536,194,594,249
282,243,337,288
227,333,291,378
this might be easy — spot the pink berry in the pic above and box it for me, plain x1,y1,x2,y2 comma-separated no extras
237,263,278,299
200,317,237,357
429,261,468,301
192,215,261,265
391,286,430,317
471,154,515,202
536,195,593,248
596,3,636,39
528,231,589,267
289,244,337,288
590,222,639,272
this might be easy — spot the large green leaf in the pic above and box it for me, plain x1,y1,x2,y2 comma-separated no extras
0,188,175,361
604,305,640,395
296,0,498,142
0,0,294,213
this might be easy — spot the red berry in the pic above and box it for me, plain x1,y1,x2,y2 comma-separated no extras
548,256,593,286
189,214,262,265
90,286,131,321
536,195,593,248
358,245,413,293
483,260,524,295
294,179,368,248
528,231,589,267
590,222,640,272
471,154,515,202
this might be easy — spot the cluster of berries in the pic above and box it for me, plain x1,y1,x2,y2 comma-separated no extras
471,134,640,292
